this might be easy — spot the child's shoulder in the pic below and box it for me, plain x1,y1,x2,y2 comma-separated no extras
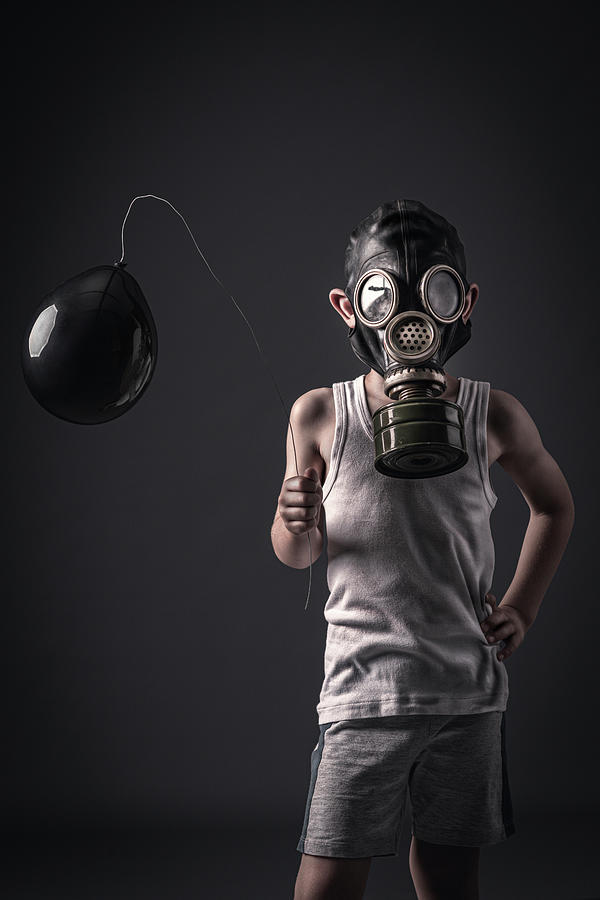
486,381,574,513
486,382,545,468
290,386,334,431
487,383,531,433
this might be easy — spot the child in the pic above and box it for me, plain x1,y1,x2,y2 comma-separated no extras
271,200,575,900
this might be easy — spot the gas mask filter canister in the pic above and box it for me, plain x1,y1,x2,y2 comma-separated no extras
345,200,473,479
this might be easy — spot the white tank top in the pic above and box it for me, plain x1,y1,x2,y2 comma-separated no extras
316,373,509,724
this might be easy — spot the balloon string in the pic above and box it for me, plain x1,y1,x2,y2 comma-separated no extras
117,194,314,611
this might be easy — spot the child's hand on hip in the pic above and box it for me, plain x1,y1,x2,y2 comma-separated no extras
481,592,529,662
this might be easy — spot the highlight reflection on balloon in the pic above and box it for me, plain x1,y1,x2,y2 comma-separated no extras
22,264,158,425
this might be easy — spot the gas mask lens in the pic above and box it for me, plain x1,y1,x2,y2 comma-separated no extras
354,270,397,327
419,264,466,322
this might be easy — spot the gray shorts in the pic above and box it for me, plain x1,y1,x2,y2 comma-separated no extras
297,711,516,857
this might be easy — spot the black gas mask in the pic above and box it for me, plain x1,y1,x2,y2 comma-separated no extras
345,199,472,479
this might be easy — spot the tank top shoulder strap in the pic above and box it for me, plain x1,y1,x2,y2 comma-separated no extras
322,381,347,500
323,376,370,502
458,377,497,508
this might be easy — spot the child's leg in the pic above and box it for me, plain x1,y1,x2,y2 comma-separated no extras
409,836,479,900
293,853,372,900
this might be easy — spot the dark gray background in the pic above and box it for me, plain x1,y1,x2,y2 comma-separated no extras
4,0,597,842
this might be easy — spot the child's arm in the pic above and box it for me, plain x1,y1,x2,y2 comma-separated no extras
480,389,575,660
271,389,328,569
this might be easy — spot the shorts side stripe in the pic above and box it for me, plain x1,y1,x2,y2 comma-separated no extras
296,722,335,853
500,711,516,838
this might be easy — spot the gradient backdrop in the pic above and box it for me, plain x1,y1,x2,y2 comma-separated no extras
4,0,597,852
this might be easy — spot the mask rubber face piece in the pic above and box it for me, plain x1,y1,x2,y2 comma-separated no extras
342,199,471,478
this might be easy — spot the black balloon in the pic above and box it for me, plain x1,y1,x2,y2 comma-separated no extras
22,264,158,424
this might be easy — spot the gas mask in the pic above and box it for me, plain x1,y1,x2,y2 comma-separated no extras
345,199,472,479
